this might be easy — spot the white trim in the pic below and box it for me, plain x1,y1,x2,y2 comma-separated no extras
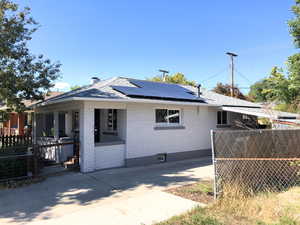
155,108,182,126
34,96,220,108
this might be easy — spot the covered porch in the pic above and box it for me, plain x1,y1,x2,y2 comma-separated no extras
34,101,127,172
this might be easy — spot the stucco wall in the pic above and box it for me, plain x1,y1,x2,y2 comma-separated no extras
126,103,217,159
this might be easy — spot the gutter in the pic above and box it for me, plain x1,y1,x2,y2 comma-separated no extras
34,96,220,108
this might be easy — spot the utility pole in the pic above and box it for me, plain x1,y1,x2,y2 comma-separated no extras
226,52,238,97
159,69,169,82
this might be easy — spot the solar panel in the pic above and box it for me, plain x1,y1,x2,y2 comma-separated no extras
111,79,206,102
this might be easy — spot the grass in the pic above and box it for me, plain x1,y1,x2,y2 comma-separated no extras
158,183,300,225
166,180,214,204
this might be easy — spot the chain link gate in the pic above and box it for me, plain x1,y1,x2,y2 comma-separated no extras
211,129,300,198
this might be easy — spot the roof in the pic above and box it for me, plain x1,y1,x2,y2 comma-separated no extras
39,77,207,105
0,92,64,111
221,106,300,120
35,77,300,120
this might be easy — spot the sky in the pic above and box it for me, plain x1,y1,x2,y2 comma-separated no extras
17,0,298,92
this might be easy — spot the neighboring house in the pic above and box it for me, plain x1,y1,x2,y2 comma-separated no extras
32,77,300,173
0,92,63,136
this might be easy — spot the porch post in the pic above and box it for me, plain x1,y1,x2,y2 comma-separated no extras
53,112,59,139
80,102,95,172
65,111,72,137
33,112,37,144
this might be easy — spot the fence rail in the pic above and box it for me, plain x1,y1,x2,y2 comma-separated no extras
0,128,17,136
0,135,32,150
211,129,300,198
0,140,79,182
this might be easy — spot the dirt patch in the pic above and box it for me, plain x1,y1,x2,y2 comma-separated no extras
166,180,214,204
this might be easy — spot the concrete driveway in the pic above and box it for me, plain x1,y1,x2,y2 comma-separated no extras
0,157,213,225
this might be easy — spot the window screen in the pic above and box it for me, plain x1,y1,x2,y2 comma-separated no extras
156,109,168,123
168,110,180,123
156,109,180,124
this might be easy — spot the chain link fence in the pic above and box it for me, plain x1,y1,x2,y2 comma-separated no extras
211,129,300,197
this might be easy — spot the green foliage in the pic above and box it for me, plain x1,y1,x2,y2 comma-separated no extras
0,0,61,112
288,0,300,48
257,216,299,225
156,207,222,225
70,85,81,90
212,82,248,100
148,73,196,86
183,182,213,194
262,67,295,104
248,79,272,102
250,1,300,112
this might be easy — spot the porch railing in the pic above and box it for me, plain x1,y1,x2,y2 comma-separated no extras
0,140,79,182
0,128,18,136
0,134,32,152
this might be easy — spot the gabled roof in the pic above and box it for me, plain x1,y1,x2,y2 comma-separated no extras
35,77,300,120
39,77,207,105
182,85,260,108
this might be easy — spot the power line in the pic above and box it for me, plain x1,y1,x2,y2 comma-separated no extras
200,67,228,84
235,69,253,86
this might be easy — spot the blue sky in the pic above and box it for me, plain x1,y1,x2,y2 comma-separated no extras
18,0,298,92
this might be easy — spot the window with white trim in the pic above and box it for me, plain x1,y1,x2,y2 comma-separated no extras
217,111,228,125
155,109,180,125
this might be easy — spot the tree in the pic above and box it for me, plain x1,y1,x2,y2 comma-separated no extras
212,82,247,100
148,73,196,86
70,85,81,91
0,0,61,112
262,67,294,104
288,0,300,48
248,79,271,102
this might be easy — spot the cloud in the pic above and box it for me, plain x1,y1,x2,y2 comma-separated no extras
53,82,70,90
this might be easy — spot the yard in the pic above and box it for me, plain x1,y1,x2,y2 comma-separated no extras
158,180,300,225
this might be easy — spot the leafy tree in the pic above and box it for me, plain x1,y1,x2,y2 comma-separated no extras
288,0,300,48
0,0,61,112
262,67,294,104
248,79,271,102
70,85,81,90
212,82,247,100
148,73,196,86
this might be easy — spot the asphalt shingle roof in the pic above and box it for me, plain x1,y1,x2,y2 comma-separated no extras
37,77,300,120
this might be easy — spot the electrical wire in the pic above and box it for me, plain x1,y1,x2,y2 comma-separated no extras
200,67,228,84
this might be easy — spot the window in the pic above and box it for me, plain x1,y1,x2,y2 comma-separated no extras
107,109,117,131
242,114,251,122
217,111,228,125
155,109,180,125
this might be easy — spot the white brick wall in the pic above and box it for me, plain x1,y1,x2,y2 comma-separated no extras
126,103,217,159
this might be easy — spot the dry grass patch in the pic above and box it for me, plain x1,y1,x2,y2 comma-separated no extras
159,184,300,225
166,180,214,204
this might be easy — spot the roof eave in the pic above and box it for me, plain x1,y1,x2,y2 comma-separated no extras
34,96,220,108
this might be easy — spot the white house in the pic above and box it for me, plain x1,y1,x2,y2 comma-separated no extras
32,77,300,173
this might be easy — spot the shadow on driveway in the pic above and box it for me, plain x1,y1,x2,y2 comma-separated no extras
0,158,212,224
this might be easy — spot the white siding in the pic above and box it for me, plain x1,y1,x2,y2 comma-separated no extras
126,103,217,159
95,144,125,170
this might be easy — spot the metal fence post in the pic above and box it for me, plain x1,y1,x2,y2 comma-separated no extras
210,129,217,199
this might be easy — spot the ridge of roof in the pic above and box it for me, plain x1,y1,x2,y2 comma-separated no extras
36,77,120,105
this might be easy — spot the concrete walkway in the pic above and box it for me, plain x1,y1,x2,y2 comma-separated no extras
0,158,213,225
